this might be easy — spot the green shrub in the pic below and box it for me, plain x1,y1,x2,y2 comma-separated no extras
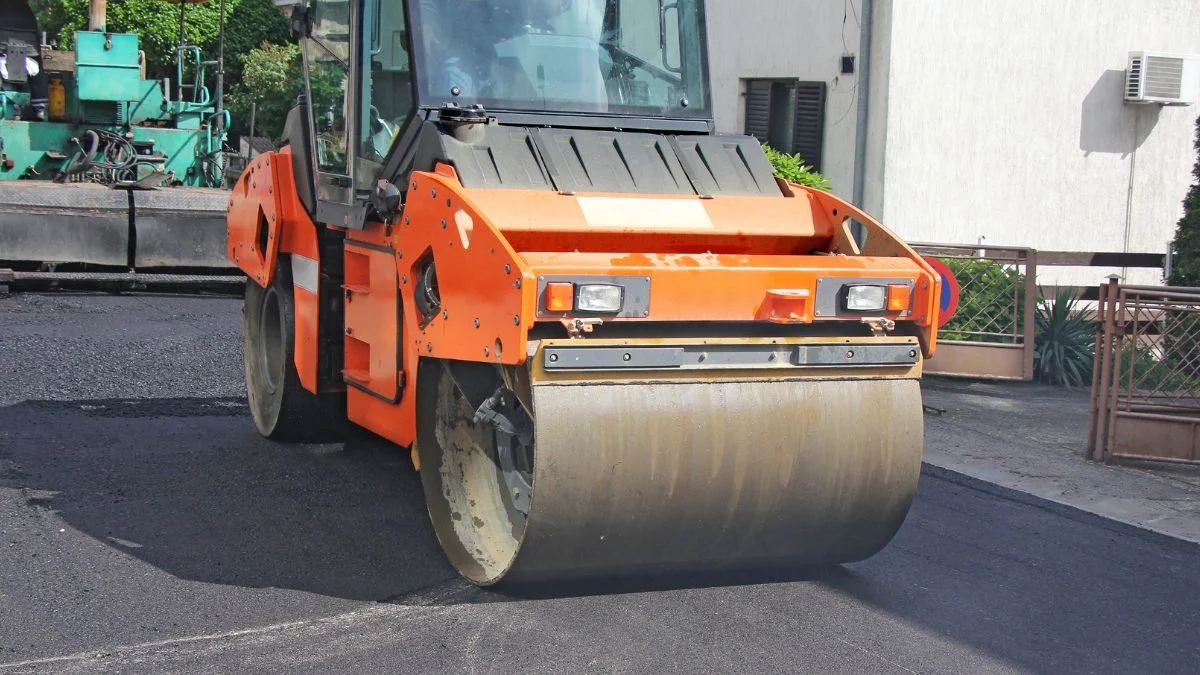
1033,288,1095,387
762,144,831,192
1119,342,1165,390
1115,341,1200,394
1122,310,1200,394
1163,310,1200,375
938,258,1027,343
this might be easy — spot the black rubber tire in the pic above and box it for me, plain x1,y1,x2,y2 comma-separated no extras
243,256,345,442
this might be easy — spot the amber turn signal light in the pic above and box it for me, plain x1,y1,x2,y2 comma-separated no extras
545,282,574,312
887,284,912,312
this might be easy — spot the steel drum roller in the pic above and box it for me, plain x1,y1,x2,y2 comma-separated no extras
418,362,924,587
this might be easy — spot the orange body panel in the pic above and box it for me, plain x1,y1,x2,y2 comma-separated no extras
231,147,940,447
226,146,321,267
518,251,934,327
340,168,533,446
465,187,834,255
227,147,325,394
226,152,282,287
343,242,401,400
342,238,408,444
388,170,533,368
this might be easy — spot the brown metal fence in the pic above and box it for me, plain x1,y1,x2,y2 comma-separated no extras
913,244,1037,381
1090,279,1200,465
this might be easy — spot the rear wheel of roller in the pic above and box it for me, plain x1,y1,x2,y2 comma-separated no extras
243,257,344,443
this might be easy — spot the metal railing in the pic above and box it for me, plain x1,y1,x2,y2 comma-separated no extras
913,244,1037,381
1089,279,1200,465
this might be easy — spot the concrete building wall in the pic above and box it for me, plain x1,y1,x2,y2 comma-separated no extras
861,0,892,219
876,0,1200,285
705,0,862,197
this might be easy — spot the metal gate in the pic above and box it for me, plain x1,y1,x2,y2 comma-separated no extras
914,244,1037,381
1090,279,1200,464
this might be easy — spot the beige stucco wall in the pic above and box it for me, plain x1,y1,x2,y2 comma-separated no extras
875,0,1200,286
705,0,863,198
706,0,1199,287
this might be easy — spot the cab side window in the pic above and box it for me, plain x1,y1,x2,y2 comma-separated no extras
358,0,416,184
305,0,353,176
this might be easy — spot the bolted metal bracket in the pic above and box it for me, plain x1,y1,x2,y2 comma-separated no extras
473,388,533,515
861,317,896,336
562,317,602,338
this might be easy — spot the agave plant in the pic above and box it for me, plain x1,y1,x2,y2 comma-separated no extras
1033,288,1096,387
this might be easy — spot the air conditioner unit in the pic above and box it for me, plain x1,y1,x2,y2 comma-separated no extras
1124,51,1199,105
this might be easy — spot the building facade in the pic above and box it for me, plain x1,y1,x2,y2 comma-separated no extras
708,0,1200,285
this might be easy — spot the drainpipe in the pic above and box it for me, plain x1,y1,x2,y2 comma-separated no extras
89,0,107,32
851,0,873,209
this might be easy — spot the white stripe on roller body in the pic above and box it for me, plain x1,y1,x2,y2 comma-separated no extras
577,197,714,230
291,254,318,293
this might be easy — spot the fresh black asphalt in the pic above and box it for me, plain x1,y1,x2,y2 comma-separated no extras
1,293,1198,673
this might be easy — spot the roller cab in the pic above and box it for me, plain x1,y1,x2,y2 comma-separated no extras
227,0,941,586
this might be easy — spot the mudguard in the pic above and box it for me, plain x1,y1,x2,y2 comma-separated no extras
227,147,325,393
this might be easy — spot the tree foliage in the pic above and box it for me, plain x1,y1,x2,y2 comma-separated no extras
218,0,293,85
1168,117,1200,286
225,42,304,143
31,0,290,94
225,42,351,144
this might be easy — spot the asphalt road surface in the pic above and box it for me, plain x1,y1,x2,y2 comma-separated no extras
2,292,1199,674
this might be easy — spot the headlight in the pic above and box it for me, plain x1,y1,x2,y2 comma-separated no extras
846,285,886,311
576,284,624,313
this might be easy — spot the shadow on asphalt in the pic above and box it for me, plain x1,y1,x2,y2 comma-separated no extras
390,564,860,607
1,396,460,602
0,396,854,605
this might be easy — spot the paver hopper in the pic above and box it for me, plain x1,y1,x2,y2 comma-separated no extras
0,0,231,271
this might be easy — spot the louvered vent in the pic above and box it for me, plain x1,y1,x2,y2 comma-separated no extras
1126,57,1143,98
1125,51,1199,106
81,101,121,125
793,82,826,173
1143,55,1184,99
742,79,827,170
744,80,772,142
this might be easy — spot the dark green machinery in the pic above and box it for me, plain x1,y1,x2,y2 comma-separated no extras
0,0,233,273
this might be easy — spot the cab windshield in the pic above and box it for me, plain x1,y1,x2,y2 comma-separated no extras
409,0,710,118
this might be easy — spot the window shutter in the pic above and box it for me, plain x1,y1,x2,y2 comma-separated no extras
744,80,772,142
792,82,826,171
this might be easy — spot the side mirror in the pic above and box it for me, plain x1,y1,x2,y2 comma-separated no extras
369,179,403,221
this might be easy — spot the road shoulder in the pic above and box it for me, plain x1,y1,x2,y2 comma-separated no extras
921,377,1200,545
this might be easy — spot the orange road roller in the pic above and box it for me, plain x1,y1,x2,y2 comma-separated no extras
225,0,941,586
